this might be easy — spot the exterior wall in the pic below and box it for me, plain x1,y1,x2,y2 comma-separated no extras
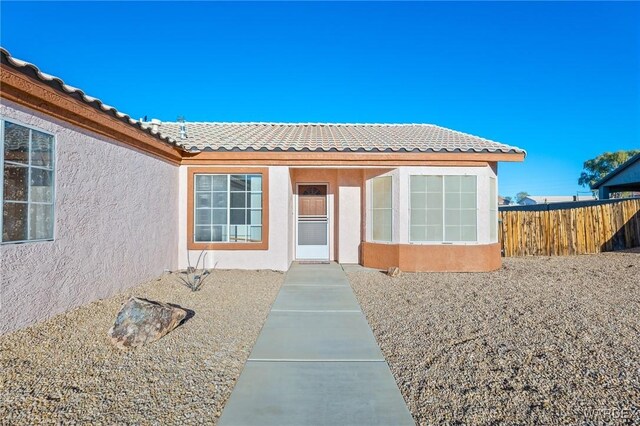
362,164,501,272
187,167,364,266
287,170,295,268
0,100,179,334
361,242,501,272
336,170,363,263
598,187,610,200
180,164,501,272
179,165,291,271
602,160,640,187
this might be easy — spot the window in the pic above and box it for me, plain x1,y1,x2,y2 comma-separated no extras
194,174,263,243
1,120,55,243
410,175,477,242
489,177,497,242
371,176,392,242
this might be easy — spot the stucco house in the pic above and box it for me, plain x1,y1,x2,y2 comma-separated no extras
591,153,640,199
518,194,595,205
0,48,525,333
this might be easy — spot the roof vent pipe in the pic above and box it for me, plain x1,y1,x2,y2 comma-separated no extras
178,116,187,139
150,118,161,133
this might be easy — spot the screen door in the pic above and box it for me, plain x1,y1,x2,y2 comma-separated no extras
296,184,329,260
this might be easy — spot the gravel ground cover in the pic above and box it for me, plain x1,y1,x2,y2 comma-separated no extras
0,269,283,425
349,250,640,425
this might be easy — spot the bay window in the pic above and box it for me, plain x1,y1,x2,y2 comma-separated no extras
371,176,393,242
410,175,477,242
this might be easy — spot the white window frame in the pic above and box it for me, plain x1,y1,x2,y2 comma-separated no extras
1,118,56,244
369,175,393,242
193,173,263,243
409,174,478,244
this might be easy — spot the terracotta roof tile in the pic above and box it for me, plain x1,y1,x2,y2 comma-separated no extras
150,122,525,154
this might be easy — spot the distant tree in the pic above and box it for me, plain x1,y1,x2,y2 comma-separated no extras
578,150,640,188
516,192,529,203
503,196,513,205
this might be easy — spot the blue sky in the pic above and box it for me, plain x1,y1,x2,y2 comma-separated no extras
2,1,639,197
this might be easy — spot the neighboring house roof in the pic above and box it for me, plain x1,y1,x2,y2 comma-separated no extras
0,47,178,147
591,153,640,189
145,121,526,153
521,195,595,204
498,196,513,205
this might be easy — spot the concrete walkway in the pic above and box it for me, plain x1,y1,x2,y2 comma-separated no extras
218,262,414,426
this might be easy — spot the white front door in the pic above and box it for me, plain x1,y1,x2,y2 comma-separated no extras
296,184,330,260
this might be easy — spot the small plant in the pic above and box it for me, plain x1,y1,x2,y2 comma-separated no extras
176,250,212,291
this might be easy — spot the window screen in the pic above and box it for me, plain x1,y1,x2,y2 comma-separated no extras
371,176,392,242
2,120,55,243
410,175,477,242
194,174,262,243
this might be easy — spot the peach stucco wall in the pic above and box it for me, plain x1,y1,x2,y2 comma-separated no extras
0,100,179,334
361,242,502,272
336,170,362,263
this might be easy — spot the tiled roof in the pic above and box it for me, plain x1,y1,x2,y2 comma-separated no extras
2,47,524,156
1,47,178,147
148,121,526,154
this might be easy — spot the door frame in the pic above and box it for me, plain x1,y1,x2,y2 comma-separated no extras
295,182,331,260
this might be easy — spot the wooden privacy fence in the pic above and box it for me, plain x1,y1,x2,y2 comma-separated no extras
499,199,640,256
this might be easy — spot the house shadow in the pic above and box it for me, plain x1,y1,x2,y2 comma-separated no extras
601,209,640,252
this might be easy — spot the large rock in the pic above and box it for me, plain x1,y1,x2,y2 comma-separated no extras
108,297,188,349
